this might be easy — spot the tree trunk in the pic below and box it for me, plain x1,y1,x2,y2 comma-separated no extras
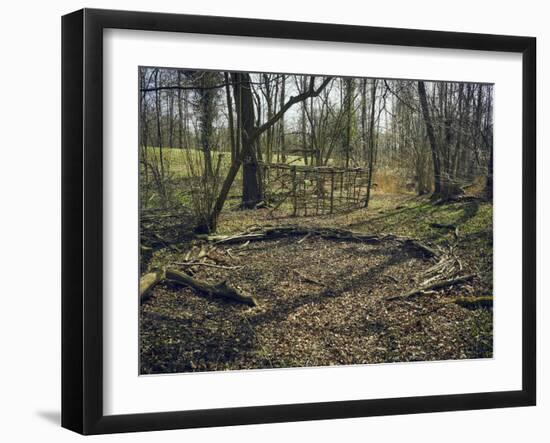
198,72,216,178
234,73,262,209
279,75,286,163
344,78,354,168
224,72,237,162
364,79,377,208
418,81,442,197
485,147,493,199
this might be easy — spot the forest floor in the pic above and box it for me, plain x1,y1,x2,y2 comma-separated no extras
140,193,493,374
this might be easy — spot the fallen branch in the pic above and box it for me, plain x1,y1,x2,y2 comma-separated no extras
388,274,476,301
139,270,164,303
174,261,243,270
165,269,258,307
201,226,438,258
297,232,312,244
401,239,438,258
292,269,325,286
205,226,383,244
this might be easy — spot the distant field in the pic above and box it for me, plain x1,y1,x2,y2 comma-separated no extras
140,146,454,211
142,146,311,179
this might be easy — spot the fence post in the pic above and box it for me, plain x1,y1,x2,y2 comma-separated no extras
291,166,297,217
352,170,358,206
330,169,335,214
303,171,308,216
339,170,344,210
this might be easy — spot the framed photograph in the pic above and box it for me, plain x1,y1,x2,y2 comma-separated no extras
62,8,536,435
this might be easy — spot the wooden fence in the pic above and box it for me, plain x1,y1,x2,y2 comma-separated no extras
262,163,371,216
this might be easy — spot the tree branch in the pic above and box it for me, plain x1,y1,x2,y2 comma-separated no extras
251,76,333,140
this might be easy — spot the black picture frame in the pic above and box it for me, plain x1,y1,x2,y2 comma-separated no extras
62,8,536,435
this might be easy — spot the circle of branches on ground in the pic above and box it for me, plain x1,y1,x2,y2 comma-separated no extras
140,221,491,374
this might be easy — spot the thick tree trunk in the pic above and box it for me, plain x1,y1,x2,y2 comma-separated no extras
224,72,237,162
198,72,216,178
234,73,262,209
418,81,442,197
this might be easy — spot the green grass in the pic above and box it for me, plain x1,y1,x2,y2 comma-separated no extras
342,195,493,295
143,146,309,179
350,196,492,243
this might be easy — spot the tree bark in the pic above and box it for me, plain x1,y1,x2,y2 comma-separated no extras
418,81,442,196
279,75,286,163
224,72,237,162
364,79,377,208
231,73,262,209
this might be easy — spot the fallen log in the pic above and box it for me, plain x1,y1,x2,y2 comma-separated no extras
201,226,438,258
165,269,258,307
205,226,386,245
388,274,476,301
139,270,164,303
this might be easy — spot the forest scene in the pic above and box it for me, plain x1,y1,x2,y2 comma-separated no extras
138,67,494,374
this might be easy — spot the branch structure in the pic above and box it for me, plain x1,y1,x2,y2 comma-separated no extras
200,225,438,259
